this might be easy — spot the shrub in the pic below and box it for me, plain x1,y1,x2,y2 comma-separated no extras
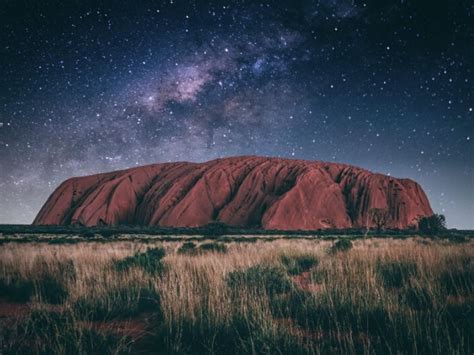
150,310,307,354
177,242,227,255
376,260,418,288
402,286,433,310
280,253,319,275
446,234,468,243
0,259,74,304
445,302,474,333
284,294,393,347
73,286,161,321
440,268,474,296
81,232,96,238
48,238,79,245
310,269,326,283
269,289,314,319
226,265,293,296
58,259,77,280
177,241,197,254
115,247,166,274
201,222,229,236
1,309,133,354
0,277,35,302
31,258,76,281
198,242,227,253
35,274,69,304
418,214,447,235
329,239,353,253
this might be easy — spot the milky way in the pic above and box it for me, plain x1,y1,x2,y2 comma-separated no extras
0,0,473,227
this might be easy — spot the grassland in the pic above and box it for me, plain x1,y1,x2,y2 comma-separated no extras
0,236,472,354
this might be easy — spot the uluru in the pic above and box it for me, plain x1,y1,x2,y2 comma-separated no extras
33,156,433,230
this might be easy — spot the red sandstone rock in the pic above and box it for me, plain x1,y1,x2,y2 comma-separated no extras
33,156,433,230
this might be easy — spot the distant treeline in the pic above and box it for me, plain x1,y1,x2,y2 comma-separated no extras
0,223,472,238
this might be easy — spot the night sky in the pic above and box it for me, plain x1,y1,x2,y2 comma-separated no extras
0,0,473,228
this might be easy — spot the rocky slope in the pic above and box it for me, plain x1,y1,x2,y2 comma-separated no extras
33,156,433,230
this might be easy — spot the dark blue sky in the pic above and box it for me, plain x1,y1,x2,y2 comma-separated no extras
0,0,473,228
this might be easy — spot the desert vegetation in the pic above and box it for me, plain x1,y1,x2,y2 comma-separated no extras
418,214,447,235
0,236,472,354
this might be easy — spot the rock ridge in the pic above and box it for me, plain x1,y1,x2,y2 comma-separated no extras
33,156,433,230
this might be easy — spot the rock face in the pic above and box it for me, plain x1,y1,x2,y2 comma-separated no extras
33,156,433,230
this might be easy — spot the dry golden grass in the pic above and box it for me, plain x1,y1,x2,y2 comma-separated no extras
0,237,472,354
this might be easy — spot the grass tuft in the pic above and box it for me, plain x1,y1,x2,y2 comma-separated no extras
35,274,69,304
177,241,227,255
115,247,166,274
329,238,353,253
280,253,319,275
73,285,161,321
376,259,418,288
440,267,474,296
402,286,433,310
198,242,227,253
0,277,35,302
226,265,293,296
1,309,132,354
177,241,197,254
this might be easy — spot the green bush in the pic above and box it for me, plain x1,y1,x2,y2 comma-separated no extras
272,290,391,339
330,239,353,253
446,234,468,243
177,241,197,254
177,242,227,255
280,253,319,275
445,301,474,334
35,274,69,304
402,286,433,310
418,214,446,235
310,269,326,283
73,286,161,321
226,265,293,296
376,260,418,288
198,242,227,253
1,309,132,354
269,289,314,319
0,277,35,302
440,268,474,296
149,310,307,355
115,247,166,274
31,258,76,280
31,259,75,304
201,222,229,236
80,232,96,238
0,259,74,304
48,238,79,245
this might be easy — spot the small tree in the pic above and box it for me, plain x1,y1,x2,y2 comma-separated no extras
418,214,446,235
202,221,229,237
369,208,391,233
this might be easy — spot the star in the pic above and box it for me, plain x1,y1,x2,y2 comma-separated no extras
0,0,472,228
